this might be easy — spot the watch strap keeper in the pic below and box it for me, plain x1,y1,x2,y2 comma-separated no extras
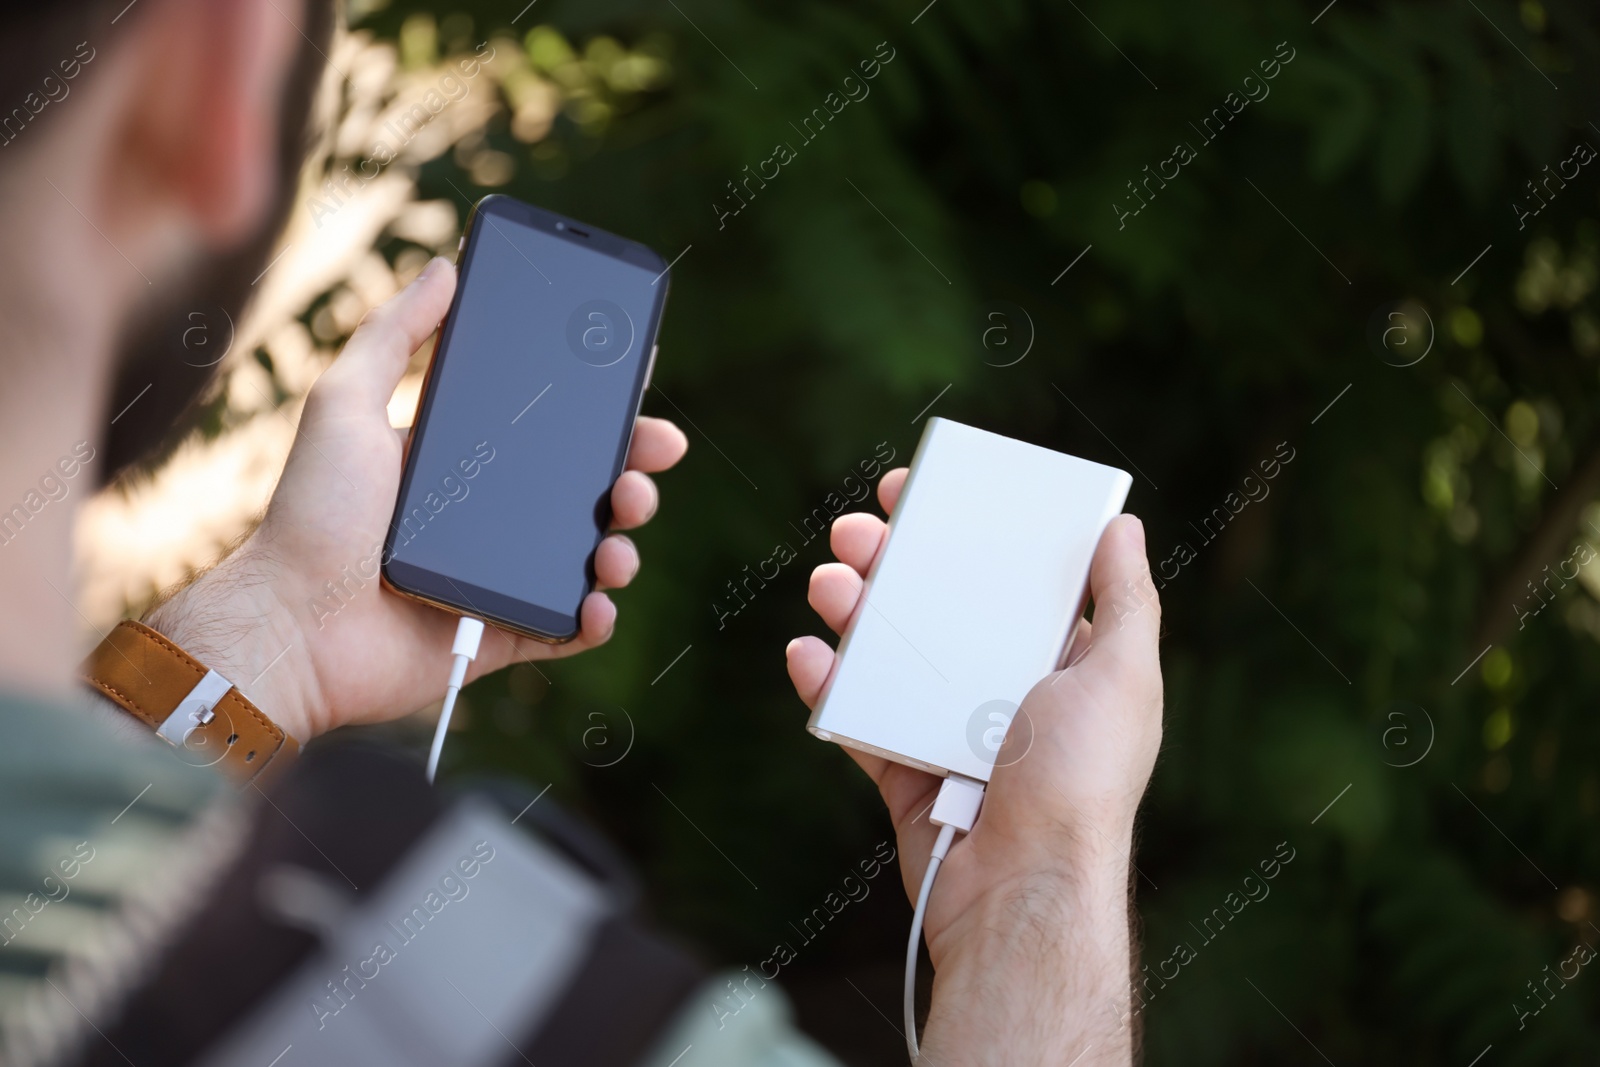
83,619,298,784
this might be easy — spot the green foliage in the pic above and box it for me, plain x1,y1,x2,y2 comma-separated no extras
358,0,1600,1060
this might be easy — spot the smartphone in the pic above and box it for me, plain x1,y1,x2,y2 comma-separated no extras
381,195,670,642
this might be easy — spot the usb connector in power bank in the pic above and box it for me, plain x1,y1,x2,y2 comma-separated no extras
807,417,1132,783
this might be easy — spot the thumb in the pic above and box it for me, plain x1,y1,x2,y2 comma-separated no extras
1083,514,1161,671
313,256,457,413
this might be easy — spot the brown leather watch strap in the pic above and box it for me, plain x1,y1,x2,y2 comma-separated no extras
84,620,298,785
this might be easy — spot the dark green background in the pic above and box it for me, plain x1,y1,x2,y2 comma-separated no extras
355,1,1600,1061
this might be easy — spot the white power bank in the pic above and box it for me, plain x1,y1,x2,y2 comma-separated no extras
807,417,1132,782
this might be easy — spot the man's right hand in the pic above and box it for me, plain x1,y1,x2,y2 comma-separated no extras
785,469,1164,1064
145,258,688,745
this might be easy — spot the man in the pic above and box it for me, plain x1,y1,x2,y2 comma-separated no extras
0,0,1164,1064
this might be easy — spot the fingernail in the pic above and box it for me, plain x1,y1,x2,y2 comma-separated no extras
417,256,448,283
785,638,803,659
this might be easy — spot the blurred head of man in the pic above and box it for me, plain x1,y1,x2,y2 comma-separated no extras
0,0,332,475
0,0,331,694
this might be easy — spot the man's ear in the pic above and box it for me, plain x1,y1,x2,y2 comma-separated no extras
116,0,306,247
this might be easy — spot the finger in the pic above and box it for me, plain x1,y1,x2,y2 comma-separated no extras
830,513,887,577
626,417,689,473
784,635,835,710
1064,617,1093,668
808,562,865,636
1084,515,1161,668
315,257,456,412
594,534,640,590
609,471,659,529
877,467,909,514
784,636,891,784
532,592,616,660
576,591,618,646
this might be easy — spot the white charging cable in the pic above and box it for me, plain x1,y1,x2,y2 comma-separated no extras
905,773,986,1063
425,615,485,783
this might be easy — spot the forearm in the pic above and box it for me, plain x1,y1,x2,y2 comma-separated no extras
142,540,322,744
920,856,1135,1066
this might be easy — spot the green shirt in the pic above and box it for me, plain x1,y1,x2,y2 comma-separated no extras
0,693,840,1067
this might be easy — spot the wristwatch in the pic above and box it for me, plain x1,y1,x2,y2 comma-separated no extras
83,620,298,784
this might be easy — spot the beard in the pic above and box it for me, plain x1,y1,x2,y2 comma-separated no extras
97,0,334,485
100,225,287,481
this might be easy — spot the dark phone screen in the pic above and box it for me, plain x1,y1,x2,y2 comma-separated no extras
384,201,665,637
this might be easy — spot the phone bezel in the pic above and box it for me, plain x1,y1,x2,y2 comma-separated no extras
380,194,670,643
